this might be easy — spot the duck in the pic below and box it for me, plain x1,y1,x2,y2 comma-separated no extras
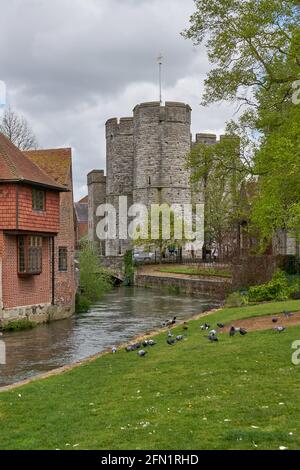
166,316,177,327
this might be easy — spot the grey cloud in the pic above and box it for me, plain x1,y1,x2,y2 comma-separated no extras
0,0,235,199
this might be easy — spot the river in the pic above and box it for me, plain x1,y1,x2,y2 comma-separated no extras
0,287,219,387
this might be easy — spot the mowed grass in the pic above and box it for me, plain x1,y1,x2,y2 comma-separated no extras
1,300,300,450
159,266,232,278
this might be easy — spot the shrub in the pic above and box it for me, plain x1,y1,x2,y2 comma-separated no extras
2,319,37,332
248,270,291,302
226,292,248,308
124,250,134,286
78,239,113,303
75,294,91,314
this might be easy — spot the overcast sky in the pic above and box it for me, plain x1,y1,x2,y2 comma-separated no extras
0,0,236,200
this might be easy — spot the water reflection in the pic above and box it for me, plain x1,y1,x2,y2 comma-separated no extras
0,287,218,387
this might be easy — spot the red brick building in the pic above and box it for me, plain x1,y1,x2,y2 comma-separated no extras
25,148,76,315
0,134,75,325
74,195,88,247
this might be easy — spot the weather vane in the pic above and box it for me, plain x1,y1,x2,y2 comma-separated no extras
157,54,163,105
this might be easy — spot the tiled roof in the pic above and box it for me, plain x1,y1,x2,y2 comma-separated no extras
25,148,72,190
78,195,88,203
0,133,67,191
74,201,88,223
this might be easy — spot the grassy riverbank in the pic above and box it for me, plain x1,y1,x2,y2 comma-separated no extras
1,300,300,450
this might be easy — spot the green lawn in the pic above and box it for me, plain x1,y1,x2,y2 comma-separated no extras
1,300,300,450
159,266,232,278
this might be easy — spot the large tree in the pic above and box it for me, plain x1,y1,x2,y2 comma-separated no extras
184,0,300,248
0,107,38,150
187,136,250,257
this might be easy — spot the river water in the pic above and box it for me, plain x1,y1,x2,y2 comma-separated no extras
0,287,219,387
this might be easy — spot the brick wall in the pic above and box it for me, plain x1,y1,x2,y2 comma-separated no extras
54,167,75,311
0,232,52,309
76,221,88,244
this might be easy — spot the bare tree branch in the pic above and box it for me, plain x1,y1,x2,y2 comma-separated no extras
0,107,38,150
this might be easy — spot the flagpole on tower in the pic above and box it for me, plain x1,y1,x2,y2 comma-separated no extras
157,54,163,106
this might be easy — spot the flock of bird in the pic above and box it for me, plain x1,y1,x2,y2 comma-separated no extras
111,310,292,356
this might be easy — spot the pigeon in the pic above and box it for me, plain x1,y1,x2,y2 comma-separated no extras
272,317,278,323
283,311,293,318
142,340,149,347
176,335,184,341
138,350,148,357
112,347,117,354
128,342,142,351
209,329,217,337
217,323,225,329
229,326,236,337
167,338,176,345
200,323,211,331
208,335,218,342
148,340,156,346
168,330,174,338
183,322,188,330
239,328,247,336
274,326,286,333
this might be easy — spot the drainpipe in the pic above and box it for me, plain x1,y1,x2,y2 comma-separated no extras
51,237,55,305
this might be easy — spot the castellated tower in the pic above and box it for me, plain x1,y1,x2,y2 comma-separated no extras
133,102,192,207
87,170,106,254
105,117,134,256
98,101,206,257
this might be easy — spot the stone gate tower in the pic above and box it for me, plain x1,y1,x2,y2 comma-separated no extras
88,101,205,256
133,102,192,207
105,117,134,256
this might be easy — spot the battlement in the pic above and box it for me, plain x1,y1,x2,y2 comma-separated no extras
105,117,134,138
87,169,106,185
195,133,217,145
133,101,191,124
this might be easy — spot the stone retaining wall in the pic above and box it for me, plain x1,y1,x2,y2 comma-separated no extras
0,303,73,327
134,273,231,300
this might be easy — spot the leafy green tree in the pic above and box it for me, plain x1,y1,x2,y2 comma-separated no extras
187,136,249,256
184,0,300,248
133,208,190,259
